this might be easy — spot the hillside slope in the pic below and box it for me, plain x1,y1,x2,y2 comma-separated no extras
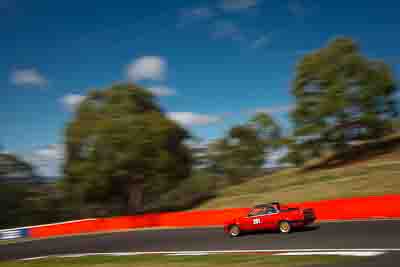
198,143,400,210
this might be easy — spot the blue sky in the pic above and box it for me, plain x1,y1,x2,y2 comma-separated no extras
2,0,400,176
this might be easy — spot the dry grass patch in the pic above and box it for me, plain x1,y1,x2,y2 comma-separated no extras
198,150,400,209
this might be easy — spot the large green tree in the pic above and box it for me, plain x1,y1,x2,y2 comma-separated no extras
208,113,281,182
63,84,192,214
291,37,398,160
209,126,265,182
248,112,282,148
0,152,56,228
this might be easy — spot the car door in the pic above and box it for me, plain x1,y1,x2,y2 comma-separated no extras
242,208,268,231
259,207,280,230
238,216,255,231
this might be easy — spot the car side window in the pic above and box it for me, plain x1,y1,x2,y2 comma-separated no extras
248,208,265,217
249,206,278,217
267,207,278,214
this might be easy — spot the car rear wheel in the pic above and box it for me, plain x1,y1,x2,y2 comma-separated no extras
229,225,241,237
279,221,291,233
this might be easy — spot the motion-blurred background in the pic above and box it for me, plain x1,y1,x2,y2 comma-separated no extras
1,0,399,229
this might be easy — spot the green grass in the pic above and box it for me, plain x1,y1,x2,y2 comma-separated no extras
0,239,31,246
0,255,358,267
198,148,400,210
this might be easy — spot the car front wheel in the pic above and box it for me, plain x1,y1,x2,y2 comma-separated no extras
279,221,291,233
229,225,241,237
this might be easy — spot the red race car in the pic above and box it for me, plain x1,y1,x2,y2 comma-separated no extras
224,202,316,237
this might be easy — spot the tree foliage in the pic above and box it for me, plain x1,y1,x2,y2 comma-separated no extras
208,113,281,182
0,153,35,177
290,37,398,162
63,84,192,214
248,112,282,148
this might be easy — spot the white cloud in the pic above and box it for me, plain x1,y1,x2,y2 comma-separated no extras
10,68,48,87
219,0,259,11
147,86,176,97
168,112,222,126
178,7,215,27
60,94,86,111
127,56,166,82
251,104,294,114
251,34,271,49
24,144,64,177
212,21,244,41
35,144,64,160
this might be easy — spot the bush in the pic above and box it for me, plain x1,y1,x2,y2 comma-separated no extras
144,172,217,212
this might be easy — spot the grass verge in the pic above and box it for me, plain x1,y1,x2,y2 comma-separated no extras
0,239,30,246
0,255,358,267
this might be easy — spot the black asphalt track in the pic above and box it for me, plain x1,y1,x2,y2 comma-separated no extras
1,220,400,265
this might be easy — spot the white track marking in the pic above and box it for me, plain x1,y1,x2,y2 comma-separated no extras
275,251,386,257
21,256,50,261
167,252,210,256
20,252,144,260
115,248,400,253
20,249,400,261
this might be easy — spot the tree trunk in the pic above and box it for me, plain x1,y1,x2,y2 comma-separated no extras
127,176,145,214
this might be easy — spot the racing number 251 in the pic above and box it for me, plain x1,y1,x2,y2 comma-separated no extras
253,218,261,225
